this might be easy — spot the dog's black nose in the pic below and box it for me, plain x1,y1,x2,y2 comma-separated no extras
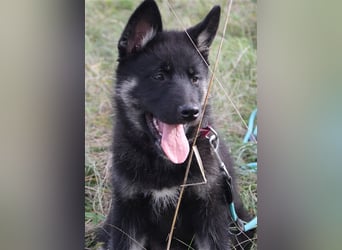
179,105,200,121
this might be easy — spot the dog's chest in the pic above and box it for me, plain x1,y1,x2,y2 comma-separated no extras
146,187,180,213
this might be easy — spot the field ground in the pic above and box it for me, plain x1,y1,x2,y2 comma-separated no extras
85,0,257,249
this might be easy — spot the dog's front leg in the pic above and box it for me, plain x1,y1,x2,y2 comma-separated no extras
194,226,231,250
193,202,231,250
107,199,147,250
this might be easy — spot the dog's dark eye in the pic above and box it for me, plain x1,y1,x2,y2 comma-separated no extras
188,68,199,85
152,73,165,81
191,76,199,85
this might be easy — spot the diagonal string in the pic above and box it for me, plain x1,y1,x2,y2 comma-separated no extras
166,1,234,249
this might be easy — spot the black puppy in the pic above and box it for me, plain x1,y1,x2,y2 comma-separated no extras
98,1,254,249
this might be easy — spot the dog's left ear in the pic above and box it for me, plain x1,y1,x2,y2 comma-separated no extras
118,0,163,58
187,6,221,59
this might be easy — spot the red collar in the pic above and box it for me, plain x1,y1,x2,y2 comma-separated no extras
199,126,212,138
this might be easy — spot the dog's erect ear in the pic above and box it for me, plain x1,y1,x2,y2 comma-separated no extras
187,6,221,59
118,0,162,58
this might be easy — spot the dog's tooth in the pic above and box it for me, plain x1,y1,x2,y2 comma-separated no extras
153,118,160,130
153,118,163,136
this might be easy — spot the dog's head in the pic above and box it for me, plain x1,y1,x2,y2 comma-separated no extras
115,0,220,164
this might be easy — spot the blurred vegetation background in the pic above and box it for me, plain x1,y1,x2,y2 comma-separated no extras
85,0,256,249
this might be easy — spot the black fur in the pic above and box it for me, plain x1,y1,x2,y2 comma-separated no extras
97,1,255,249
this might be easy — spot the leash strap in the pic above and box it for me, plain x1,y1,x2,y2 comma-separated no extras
243,108,257,143
200,126,257,233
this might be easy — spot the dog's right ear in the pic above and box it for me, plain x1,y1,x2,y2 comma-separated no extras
118,0,162,58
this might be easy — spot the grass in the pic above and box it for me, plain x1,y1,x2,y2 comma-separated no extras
85,0,257,249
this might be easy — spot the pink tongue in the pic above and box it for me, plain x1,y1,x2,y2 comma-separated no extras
159,122,190,164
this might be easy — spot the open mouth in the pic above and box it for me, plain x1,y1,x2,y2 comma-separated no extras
145,114,190,164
